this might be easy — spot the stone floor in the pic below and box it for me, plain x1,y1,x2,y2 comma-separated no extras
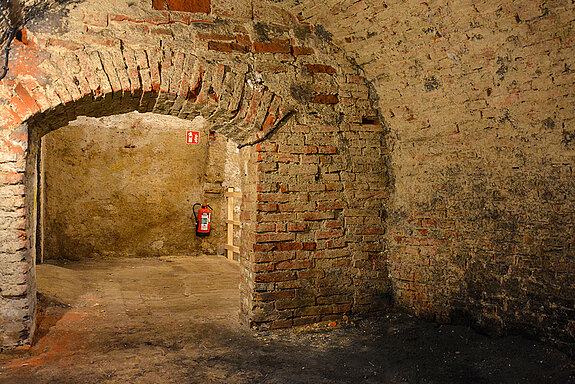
0,255,573,383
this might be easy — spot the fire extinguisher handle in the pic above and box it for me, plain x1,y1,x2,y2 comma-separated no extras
207,204,214,211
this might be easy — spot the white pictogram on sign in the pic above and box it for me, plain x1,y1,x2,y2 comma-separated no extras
187,131,200,144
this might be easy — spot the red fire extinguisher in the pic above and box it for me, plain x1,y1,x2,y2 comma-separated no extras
193,203,213,237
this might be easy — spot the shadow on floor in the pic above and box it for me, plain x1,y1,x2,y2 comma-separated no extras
0,256,573,384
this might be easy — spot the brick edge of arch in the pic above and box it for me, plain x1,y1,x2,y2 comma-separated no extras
1,45,294,149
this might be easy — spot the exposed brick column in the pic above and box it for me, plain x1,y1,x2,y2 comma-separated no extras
246,118,391,329
237,144,258,326
0,122,35,348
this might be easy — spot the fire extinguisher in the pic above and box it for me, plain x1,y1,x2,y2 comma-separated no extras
193,203,213,237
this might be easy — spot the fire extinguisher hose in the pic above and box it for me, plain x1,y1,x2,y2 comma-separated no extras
192,203,201,223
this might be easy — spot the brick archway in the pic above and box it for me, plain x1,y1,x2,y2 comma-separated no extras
7,45,290,143
0,3,391,350
0,43,293,348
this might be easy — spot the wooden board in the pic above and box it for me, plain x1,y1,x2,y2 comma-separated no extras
224,244,240,253
225,191,242,198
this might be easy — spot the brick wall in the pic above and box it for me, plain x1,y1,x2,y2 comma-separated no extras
248,118,391,329
0,0,390,347
2,0,571,356
292,0,575,353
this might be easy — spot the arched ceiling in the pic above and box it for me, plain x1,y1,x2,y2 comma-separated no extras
3,0,573,129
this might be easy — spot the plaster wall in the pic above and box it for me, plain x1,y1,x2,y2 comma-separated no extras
41,112,232,260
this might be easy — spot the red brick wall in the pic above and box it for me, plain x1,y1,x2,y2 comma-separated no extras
152,0,211,14
4,0,572,356
248,118,390,328
292,0,575,354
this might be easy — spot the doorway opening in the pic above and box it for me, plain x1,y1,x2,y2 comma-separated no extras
35,111,243,262
27,111,246,348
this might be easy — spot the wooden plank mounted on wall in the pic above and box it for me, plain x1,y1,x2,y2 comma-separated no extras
225,187,241,261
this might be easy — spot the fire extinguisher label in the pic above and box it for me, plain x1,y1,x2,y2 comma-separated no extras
200,213,210,231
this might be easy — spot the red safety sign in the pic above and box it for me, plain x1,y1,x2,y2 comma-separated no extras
187,131,200,144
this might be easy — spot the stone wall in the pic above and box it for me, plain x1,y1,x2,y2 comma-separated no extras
290,0,575,353
40,112,233,260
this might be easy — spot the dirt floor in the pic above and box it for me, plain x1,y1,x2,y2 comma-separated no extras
0,255,573,384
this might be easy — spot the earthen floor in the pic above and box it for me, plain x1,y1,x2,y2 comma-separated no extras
0,255,572,384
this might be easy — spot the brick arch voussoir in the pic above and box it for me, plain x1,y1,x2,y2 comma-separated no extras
2,44,291,147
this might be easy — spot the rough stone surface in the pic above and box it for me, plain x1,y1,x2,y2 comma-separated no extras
41,112,235,260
